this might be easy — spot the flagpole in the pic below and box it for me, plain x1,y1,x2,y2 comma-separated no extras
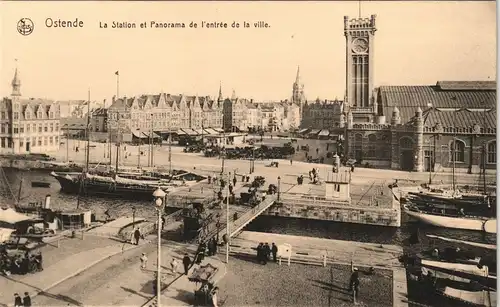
116,72,120,98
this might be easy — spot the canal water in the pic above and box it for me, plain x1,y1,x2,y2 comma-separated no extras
3,167,495,246
2,167,496,307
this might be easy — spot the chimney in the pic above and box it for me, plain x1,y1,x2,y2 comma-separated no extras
112,95,116,103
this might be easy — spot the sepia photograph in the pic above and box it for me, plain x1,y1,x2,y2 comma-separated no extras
0,1,497,307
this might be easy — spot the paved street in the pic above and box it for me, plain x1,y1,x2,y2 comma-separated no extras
54,139,494,189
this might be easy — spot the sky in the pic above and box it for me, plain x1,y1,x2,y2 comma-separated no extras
0,1,496,103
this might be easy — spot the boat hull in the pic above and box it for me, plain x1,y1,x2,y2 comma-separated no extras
51,173,164,201
404,208,497,234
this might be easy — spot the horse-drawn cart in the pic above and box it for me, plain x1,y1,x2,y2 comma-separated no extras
189,263,224,306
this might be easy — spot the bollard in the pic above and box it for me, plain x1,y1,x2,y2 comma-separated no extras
287,256,290,266
279,256,282,266
323,254,327,267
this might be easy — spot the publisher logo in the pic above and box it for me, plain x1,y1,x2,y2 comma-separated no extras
17,18,34,36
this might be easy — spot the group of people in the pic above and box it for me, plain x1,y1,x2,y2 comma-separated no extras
308,168,320,184
13,292,31,307
255,242,278,265
1,250,43,276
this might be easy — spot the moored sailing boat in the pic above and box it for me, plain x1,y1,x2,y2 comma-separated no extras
403,204,496,234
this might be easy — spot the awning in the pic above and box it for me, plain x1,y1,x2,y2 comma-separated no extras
298,128,309,134
181,128,197,136
193,129,204,135
204,128,219,135
308,129,320,135
318,129,330,136
142,131,161,139
132,130,147,138
213,128,224,133
0,208,33,224
176,130,187,135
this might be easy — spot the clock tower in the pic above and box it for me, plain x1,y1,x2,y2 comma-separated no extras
344,14,376,109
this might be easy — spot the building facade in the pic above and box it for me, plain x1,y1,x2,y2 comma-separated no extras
339,14,497,173
107,92,223,142
301,99,344,130
1,68,61,154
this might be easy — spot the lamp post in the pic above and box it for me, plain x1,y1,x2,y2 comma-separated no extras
277,176,281,201
132,206,136,226
153,187,167,306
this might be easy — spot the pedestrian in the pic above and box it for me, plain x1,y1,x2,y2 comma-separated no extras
212,237,218,255
233,176,237,186
23,292,31,307
271,243,278,262
349,268,360,304
161,216,166,230
140,253,148,269
182,254,191,275
256,243,264,264
14,293,22,307
264,243,271,262
290,158,293,165
134,228,141,245
211,286,220,307
170,258,179,274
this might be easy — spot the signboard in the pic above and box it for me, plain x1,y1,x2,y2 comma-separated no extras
277,243,292,266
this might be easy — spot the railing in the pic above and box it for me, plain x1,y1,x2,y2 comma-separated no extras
227,243,403,270
118,208,184,241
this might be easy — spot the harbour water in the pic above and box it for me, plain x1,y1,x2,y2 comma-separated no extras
4,167,496,246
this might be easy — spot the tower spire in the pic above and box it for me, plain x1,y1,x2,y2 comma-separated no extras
11,59,21,97
295,65,301,84
217,81,223,102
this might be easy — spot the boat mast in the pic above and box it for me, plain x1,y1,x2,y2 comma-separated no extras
482,105,487,195
168,122,172,175
85,89,91,172
77,89,91,210
452,121,456,192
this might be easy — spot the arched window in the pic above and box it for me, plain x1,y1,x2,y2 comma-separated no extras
487,141,496,164
449,139,465,162
368,134,377,142
354,133,363,143
399,137,414,150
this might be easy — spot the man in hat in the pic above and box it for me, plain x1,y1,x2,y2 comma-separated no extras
182,254,191,275
349,268,360,304
13,293,22,307
23,292,31,307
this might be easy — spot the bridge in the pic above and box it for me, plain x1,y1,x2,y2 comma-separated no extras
200,194,278,243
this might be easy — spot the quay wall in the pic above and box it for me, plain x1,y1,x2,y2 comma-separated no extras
167,196,402,228
262,199,401,227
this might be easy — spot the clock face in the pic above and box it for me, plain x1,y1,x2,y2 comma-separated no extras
352,38,368,53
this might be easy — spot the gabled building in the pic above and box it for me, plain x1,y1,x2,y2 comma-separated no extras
107,91,223,142
0,67,61,154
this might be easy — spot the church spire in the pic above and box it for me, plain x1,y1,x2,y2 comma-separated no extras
217,81,223,102
11,59,21,97
295,65,301,84
231,89,236,100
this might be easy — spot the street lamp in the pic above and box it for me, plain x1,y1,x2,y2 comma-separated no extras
277,176,281,201
153,187,167,305
132,206,136,227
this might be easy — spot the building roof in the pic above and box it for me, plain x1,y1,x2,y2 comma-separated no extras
378,81,497,124
109,93,217,111
421,107,496,130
